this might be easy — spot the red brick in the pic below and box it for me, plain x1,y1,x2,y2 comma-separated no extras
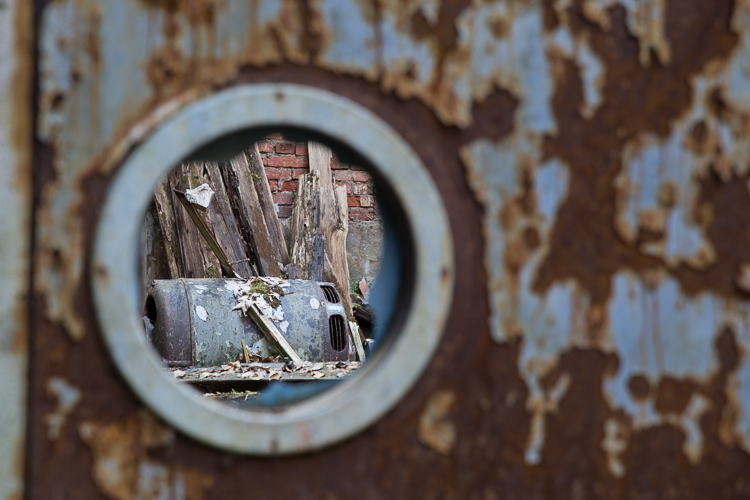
351,165,368,171
262,156,268,166
336,182,352,195
273,192,294,205
275,142,295,154
265,167,280,180
267,180,277,192
291,168,310,179
359,195,374,207
295,144,308,156
266,132,284,140
349,207,376,221
279,180,299,193
266,156,308,168
334,170,370,182
257,141,273,153
347,195,360,207
277,205,293,218
352,182,371,195
277,168,292,181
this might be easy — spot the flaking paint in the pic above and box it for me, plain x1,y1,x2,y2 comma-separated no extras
27,0,750,496
0,0,32,498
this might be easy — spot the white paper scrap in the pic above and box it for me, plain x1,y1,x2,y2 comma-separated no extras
185,183,214,208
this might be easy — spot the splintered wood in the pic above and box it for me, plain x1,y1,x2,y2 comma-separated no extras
288,171,325,280
302,142,354,322
149,150,287,282
223,149,288,277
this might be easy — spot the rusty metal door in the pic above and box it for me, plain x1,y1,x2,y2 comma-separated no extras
4,0,750,498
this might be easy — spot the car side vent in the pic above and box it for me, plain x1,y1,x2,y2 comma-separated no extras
321,285,340,303
329,315,347,352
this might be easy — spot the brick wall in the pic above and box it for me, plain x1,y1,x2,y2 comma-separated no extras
257,133,379,221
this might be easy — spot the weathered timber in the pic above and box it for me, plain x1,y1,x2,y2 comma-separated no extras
246,303,302,364
222,153,284,277
330,185,354,320
202,163,256,277
348,321,366,362
246,145,289,269
308,142,354,321
140,206,171,305
173,189,236,277
153,176,184,278
288,172,325,280
169,165,223,278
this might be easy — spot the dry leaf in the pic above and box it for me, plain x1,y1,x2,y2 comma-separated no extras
313,372,325,379
173,370,186,378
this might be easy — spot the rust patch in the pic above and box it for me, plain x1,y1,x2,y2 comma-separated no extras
672,171,750,298
146,44,190,93
462,87,519,145
409,8,432,40
418,389,457,455
79,412,213,500
736,263,750,294
535,0,739,303
686,120,712,155
628,374,651,401
138,0,184,13
654,377,695,415
295,0,324,62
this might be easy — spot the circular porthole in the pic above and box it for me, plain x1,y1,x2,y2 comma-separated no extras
92,84,453,454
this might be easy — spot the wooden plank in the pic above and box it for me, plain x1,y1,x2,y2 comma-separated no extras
153,176,184,278
330,184,354,320
307,142,354,320
222,154,284,277
203,162,256,277
246,145,289,268
172,189,236,277
246,303,302,363
288,173,325,280
139,206,171,307
169,164,223,278
348,321,366,362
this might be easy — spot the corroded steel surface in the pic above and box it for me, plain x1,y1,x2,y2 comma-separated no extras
25,0,750,498
0,1,31,499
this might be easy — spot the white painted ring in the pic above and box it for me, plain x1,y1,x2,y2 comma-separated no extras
92,84,454,454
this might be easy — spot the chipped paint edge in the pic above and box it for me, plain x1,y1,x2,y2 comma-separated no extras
0,0,32,498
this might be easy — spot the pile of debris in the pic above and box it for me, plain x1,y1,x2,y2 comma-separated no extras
171,361,361,383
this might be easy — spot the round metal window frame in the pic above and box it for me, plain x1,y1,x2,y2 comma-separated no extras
92,83,454,455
